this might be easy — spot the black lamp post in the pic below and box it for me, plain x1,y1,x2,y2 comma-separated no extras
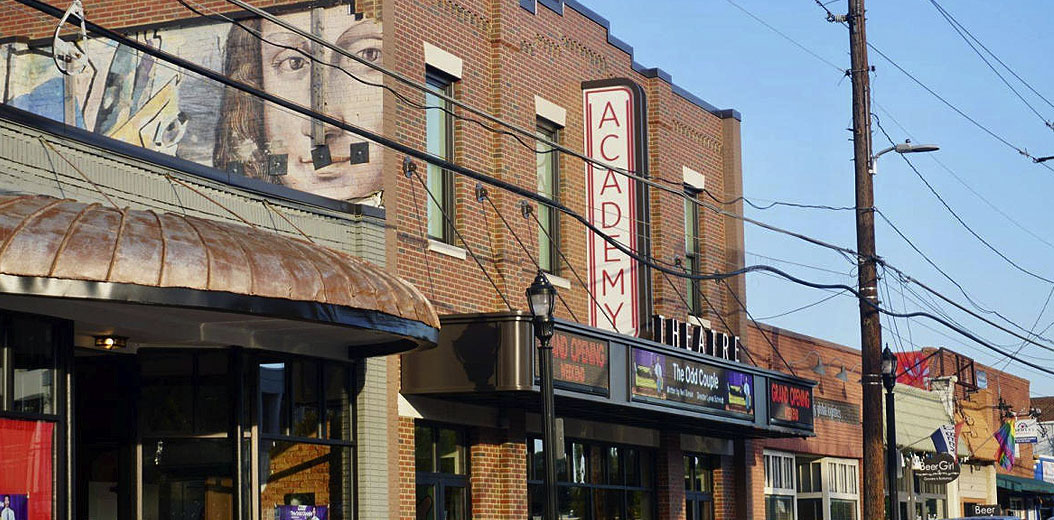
527,271,558,520
881,346,899,520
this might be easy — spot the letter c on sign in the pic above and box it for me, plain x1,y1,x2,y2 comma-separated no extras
600,134,621,161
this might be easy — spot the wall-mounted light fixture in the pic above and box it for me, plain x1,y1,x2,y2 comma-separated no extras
94,335,128,350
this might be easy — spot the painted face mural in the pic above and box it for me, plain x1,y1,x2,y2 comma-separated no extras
1,7,384,205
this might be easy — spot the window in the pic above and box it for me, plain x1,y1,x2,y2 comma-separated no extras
0,313,65,520
425,70,456,243
536,118,560,273
764,451,796,520
527,437,654,520
795,457,859,520
256,359,354,520
416,423,469,520
684,454,715,520
140,350,236,520
684,187,702,316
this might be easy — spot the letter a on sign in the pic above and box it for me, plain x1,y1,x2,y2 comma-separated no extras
583,80,644,335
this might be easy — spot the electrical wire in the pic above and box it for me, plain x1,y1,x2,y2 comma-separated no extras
720,277,796,374
810,0,1054,171
875,208,1054,345
754,290,846,320
724,0,845,74
523,202,620,333
875,119,1054,286
25,0,1054,379
406,165,513,312
478,189,581,324
927,0,1054,131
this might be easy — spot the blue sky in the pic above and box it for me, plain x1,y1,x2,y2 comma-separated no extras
578,0,1054,397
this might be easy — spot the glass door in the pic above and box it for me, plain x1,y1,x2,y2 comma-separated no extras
137,349,236,520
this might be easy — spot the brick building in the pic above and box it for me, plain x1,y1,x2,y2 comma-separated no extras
14,1,1042,520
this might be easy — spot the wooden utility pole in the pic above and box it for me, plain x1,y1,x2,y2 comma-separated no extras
847,1,887,520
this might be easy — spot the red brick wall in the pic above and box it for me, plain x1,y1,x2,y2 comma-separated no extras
383,0,743,335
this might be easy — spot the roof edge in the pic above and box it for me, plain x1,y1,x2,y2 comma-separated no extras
520,0,742,121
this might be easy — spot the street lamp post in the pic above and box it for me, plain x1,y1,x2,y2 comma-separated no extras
881,346,899,520
527,271,558,520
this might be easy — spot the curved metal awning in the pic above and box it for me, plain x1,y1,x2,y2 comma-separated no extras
0,194,439,357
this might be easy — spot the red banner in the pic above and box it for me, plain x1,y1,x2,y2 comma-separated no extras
896,351,931,388
0,418,53,520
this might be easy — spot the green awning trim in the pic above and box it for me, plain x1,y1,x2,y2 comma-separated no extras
997,474,1054,495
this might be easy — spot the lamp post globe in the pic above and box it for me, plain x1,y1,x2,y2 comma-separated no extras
526,270,558,520
527,271,557,341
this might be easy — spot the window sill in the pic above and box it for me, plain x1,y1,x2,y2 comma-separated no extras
428,239,467,260
688,315,711,329
544,273,571,289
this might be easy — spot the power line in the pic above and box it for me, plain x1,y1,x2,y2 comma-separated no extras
875,208,1054,345
720,277,796,375
755,290,846,320
724,0,845,74
477,187,581,324
874,119,1054,286
522,202,620,333
872,102,1054,255
809,0,1054,171
927,0,1054,130
404,162,513,312
30,0,1054,378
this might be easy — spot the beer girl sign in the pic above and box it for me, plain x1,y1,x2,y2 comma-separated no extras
582,79,650,337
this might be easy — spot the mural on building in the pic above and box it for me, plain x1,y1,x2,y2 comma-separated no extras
0,6,384,205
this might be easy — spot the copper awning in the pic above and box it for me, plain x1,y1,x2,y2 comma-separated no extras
0,194,439,356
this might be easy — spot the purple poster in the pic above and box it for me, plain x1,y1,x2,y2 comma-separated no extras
0,494,28,520
275,505,327,520
631,348,754,417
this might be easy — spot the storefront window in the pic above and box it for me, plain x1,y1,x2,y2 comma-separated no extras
0,314,67,520
794,457,859,520
527,438,654,520
765,451,796,520
256,358,354,520
140,350,235,520
912,476,946,520
416,423,468,520
685,454,715,520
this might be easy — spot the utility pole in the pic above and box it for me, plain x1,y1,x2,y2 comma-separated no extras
847,2,885,520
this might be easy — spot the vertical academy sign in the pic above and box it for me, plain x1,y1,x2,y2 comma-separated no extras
583,79,649,336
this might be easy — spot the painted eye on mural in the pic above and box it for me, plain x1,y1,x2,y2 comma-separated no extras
356,47,381,63
277,56,308,73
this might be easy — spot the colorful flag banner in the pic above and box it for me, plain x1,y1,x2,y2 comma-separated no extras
931,422,963,455
994,417,1016,470
894,351,931,388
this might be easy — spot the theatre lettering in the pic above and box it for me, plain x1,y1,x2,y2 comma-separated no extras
652,314,743,362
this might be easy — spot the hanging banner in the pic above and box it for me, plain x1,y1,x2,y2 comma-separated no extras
895,351,931,388
583,79,647,337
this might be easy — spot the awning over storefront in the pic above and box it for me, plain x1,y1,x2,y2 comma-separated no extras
997,474,1054,495
0,194,439,356
884,383,969,456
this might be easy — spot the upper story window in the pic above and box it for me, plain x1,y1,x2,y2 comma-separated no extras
536,118,561,273
684,187,702,317
425,70,456,243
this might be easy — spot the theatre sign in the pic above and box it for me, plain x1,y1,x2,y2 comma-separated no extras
583,79,648,337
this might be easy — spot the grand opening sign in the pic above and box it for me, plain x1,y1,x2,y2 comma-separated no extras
534,329,610,396
583,79,646,336
768,381,814,428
